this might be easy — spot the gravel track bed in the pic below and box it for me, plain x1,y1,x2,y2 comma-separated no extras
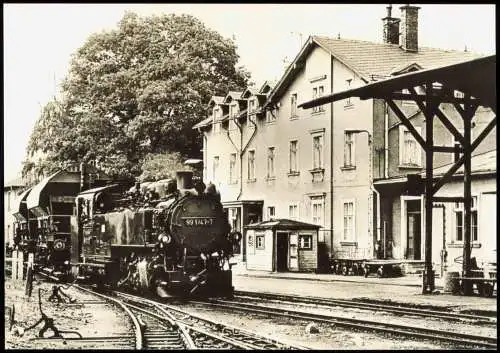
5,279,133,349
172,303,452,350
231,296,498,339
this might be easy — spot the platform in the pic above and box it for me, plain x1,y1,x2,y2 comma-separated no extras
231,264,497,313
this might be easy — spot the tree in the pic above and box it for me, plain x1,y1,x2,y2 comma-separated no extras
24,12,251,179
139,152,188,182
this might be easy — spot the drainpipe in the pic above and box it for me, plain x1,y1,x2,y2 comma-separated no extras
433,203,447,277
330,56,335,257
203,134,208,182
238,114,258,201
226,118,242,198
384,101,389,179
372,185,381,244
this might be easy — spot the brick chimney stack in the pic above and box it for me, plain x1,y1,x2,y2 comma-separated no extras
382,4,400,45
399,4,420,52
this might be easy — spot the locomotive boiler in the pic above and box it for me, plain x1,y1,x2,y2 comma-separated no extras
70,171,239,297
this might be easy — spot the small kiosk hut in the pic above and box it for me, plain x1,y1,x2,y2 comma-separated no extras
245,219,320,272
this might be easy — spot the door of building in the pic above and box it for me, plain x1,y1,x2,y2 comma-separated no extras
276,232,289,272
406,200,421,260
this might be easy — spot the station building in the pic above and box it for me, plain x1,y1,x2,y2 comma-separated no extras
193,5,496,272
4,176,26,247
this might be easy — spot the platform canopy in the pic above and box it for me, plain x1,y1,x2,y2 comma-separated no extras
299,55,496,112
299,54,496,295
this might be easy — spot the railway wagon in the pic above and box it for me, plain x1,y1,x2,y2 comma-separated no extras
13,165,111,276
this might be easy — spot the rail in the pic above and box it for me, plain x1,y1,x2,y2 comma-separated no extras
234,290,496,323
73,285,142,349
195,299,497,349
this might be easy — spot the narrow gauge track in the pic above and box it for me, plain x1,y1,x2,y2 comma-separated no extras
78,285,252,349
194,299,497,349
115,291,307,350
234,290,496,324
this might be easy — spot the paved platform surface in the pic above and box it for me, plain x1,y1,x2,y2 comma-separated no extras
231,264,497,313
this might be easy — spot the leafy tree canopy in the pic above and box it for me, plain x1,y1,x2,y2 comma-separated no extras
139,152,189,182
23,11,251,180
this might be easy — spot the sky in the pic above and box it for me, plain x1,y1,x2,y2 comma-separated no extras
3,3,496,183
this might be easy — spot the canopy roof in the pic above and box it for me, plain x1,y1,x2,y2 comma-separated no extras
12,187,32,221
26,170,80,211
299,55,496,111
245,218,321,231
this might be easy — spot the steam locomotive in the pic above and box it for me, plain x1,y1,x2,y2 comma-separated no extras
70,171,240,297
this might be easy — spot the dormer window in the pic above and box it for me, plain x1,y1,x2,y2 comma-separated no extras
230,103,238,118
213,106,221,133
249,99,256,113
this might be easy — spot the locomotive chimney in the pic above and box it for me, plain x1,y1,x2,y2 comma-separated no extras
176,171,194,190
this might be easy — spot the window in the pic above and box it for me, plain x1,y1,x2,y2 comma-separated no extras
290,93,298,118
289,140,299,173
399,126,422,166
267,206,275,220
312,85,325,113
267,147,275,178
343,200,355,241
454,197,478,242
344,131,355,167
345,79,352,106
289,204,298,220
248,150,255,180
230,103,238,118
311,197,324,226
213,107,221,133
249,99,256,113
313,135,324,169
229,153,237,183
7,191,11,212
299,234,313,250
212,156,219,182
266,110,276,123
256,235,265,249
454,90,465,99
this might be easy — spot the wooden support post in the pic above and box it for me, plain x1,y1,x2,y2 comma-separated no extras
25,253,35,297
462,97,474,295
12,250,18,280
423,81,435,294
17,251,25,282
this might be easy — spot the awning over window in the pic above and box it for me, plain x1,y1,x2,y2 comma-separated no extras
12,187,32,222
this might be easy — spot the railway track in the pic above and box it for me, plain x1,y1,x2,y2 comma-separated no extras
195,298,497,349
71,286,306,349
234,290,497,324
115,291,307,350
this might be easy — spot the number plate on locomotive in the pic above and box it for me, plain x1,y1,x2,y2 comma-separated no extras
182,217,216,226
